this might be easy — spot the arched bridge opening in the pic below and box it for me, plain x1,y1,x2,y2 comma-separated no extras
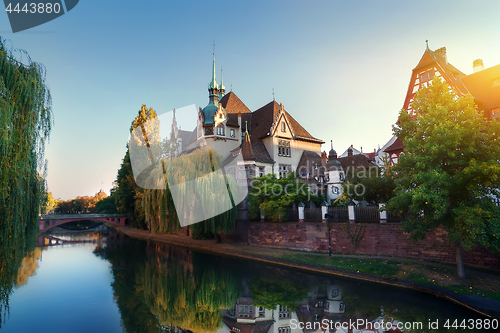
38,214,130,233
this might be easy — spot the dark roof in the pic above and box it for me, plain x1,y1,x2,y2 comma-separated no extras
384,137,404,153
223,136,274,165
226,113,240,127
219,91,251,114
222,318,274,333
250,101,280,139
461,64,500,113
338,154,374,171
297,150,323,178
178,129,192,150
250,100,324,143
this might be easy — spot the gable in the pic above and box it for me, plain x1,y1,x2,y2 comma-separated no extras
403,47,470,112
272,111,293,139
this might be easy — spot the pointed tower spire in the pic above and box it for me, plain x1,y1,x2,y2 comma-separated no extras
209,53,218,90
219,68,225,100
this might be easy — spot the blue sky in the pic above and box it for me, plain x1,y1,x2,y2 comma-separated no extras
1,0,500,199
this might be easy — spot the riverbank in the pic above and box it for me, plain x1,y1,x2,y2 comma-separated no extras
113,225,500,319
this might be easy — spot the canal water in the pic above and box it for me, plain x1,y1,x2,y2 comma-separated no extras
0,230,495,333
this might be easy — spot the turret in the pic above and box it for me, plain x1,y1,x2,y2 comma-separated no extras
219,68,225,100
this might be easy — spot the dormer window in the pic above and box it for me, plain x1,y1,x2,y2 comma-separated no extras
281,122,286,132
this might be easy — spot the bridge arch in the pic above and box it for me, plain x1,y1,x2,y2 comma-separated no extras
38,214,130,233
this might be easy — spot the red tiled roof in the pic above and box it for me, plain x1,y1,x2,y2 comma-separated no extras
250,100,324,143
241,131,255,160
384,137,404,153
250,100,280,139
219,91,251,114
461,64,500,113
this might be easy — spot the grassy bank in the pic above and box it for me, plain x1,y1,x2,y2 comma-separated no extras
263,251,500,300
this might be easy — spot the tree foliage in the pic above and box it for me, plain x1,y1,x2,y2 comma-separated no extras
143,146,238,235
0,37,52,325
248,173,323,221
54,191,108,213
386,77,500,275
336,162,396,206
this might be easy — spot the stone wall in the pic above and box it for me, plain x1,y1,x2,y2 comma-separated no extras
248,222,500,269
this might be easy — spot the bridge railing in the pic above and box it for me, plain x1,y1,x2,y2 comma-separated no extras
39,213,129,220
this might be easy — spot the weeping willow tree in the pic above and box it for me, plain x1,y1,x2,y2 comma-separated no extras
0,37,52,327
141,252,239,332
143,146,238,235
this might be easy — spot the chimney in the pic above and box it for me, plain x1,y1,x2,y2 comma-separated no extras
435,47,447,63
238,112,242,144
473,59,484,73
321,151,327,167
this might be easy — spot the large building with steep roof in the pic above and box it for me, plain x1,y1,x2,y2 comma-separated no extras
175,55,325,182
379,43,500,165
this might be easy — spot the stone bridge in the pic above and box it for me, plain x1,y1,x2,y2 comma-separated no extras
38,214,131,233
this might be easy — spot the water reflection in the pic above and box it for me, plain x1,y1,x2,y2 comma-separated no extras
0,233,491,332
96,237,489,333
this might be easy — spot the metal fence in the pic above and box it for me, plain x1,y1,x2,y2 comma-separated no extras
386,211,406,223
285,206,299,222
354,206,380,223
327,207,349,222
304,208,322,221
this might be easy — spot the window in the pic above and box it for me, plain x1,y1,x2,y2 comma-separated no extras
278,305,291,319
239,166,253,179
278,140,291,157
259,167,265,177
428,70,434,80
278,327,291,333
279,165,291,179
259,307,265,316
230,129,235,138
216,124,225,136
420,73,427,82
281,122,286,132
331,186,340,194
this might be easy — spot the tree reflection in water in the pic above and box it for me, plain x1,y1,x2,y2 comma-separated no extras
0,230,38,328
141,243,240,332
95,237,488,333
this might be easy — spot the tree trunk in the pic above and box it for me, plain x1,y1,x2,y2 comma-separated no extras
456,244,466,279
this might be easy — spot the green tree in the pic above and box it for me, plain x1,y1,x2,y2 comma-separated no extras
0,37,51,327
113,105,159,228
249,277,311,310
386,77,500,278
248,173,323,221
95,195,118,214
143,147,238,236
337,162,396,206
43,192,58,214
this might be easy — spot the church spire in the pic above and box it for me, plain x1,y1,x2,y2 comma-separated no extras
209,53,218,90
219,68,225,100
